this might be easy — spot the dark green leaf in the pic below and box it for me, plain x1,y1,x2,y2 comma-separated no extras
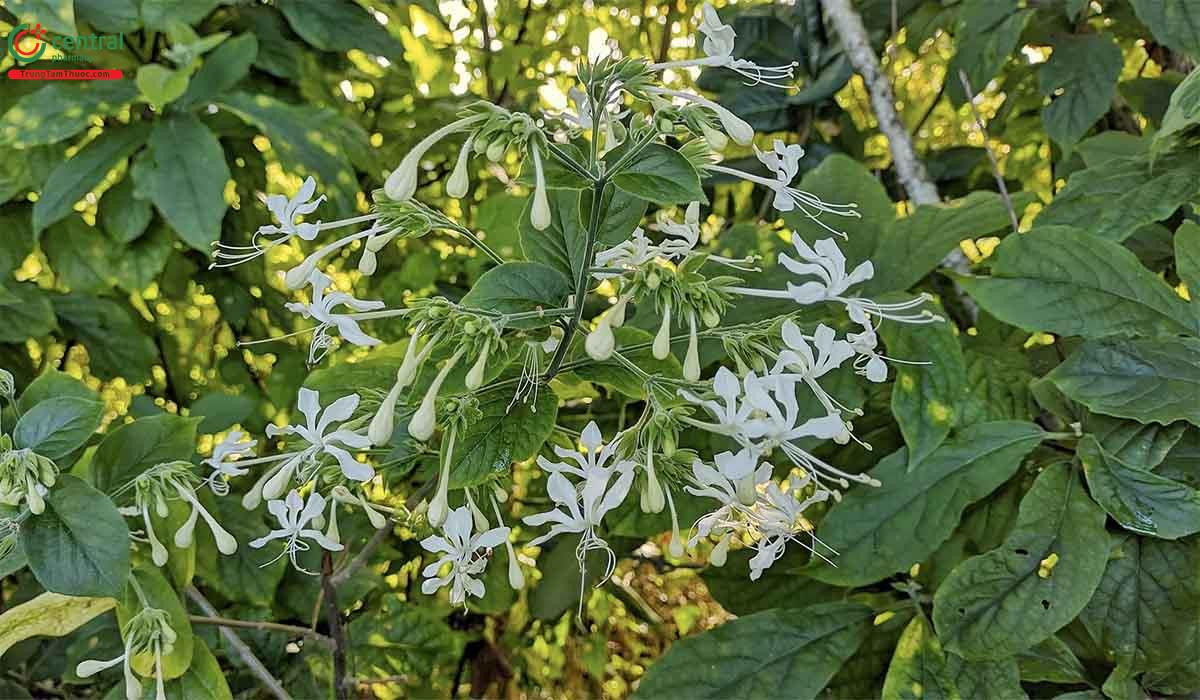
881,615,957,700
701,549,839,616
42,217,113,293
20,475,129,597
98,176,153,243
633,603,872,700
0,282,55,343
1047,337,1200,425
785,154,893,268
955,226,1197,337
1130,0,1200,58
52,294,157,382
194,496,286,607
459,262,572,328
519,189,582,282
114,223,173,292
1175,220,1200,293
13,396,102,459
611,144,705,205
1038,33,1123,146
189,392,257,434
448,386,558,488
1084,412,1185,470
0,81,138,149
32,123,150,234
278,0,405,59
1079,436,1200,539
91,414,199,494
0,204,34,277
945,654,1022,700
74,0,140,32
17,369,97,411
6,0,76,35
946,1,1033,105
179,34,258,108
135,113,230,252
932,465,1108,660
1016,635,1090,684
810,421,1045,587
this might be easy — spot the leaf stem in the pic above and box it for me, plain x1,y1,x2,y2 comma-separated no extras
544,177,609,379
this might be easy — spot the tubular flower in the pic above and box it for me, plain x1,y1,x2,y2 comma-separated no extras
421,505,511,605
0,436,56,515
285,270,385,364
385,114,489,202
77,606,177,700
250,490,344,574
201,430,257,495
118,461,237,566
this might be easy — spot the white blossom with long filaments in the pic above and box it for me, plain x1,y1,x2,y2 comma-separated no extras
420,505,511,605
250,490,344,573
285,270,386,363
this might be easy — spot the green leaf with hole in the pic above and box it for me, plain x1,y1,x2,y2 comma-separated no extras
932,464,1108,660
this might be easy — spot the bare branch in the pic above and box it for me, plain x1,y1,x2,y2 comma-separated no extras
958,70,1020,235
185,586,293,700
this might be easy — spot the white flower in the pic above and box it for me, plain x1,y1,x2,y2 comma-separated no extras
286,270,385,364
420,505,510,604
706,145,860,230
678,366,753,436
847,326,889,382
211,177,328,269
202,430,257,495
593,227,662,274
250,388,372,504
646,87,754,145
523,422,636,590
119,461,237,566
741,372,845,447
747,480,833,579
385,114,488,202
779,237,874,304
699,3,737,58
250,490,344,573
77,607,176,700
0,368,13,402
685,447,769,535
776,321,854,379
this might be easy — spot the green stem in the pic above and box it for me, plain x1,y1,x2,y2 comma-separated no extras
446,223,505,264
544,177,609,379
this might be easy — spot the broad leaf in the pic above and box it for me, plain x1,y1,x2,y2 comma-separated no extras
12,396,103,459
1039,33,1123,146
0,81,137,149
17,369,97,411
32,123,150,234
1154,66,1200,152
946,1,1033,105
41,217,114,293
1080,534,1200,675
1047,337,1200,425
879,297,968,466
955,226,1197,337
459,262,572,329
0,282,55,343
932,464,1108,659
278,0,405,59
1130,0,1200,58
6,0,76,34
135,113,230,252
91,414,200,494
448,386,558,488
1079,436,1200,539
1016,635,1089,684
1036,152,1200,241
810,421,1045,587
519,189,583,282
1085,412,1186,469
945,654,1022,700
1175,220,1200,293
701,549,839,616
633,603,872,700
20,475,130,598
0,592,114,659
194,496,286,607
98,176,153,243
179,34,258,108
611,144,706,205
52,294,158,382
881,615,958,700
785,154,893,268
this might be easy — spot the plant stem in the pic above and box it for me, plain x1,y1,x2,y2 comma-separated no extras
320,552,351,700
186,615,334,648
185,587,293,700
544,177,608,379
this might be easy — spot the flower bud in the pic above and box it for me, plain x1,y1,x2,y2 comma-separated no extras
652,304,672,360
683,313,700,381
530,147,551,231
486,136,507,162
384,155,420,202
358,248,377,276
585,317,615,361
368,372,405,446
446,138,474,199
715,107,754,146
465,340,490,391
507,545,525,590
0,369,13,401
710,533,730,567
700,122,728,151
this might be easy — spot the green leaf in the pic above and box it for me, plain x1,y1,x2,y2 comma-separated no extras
879,298,968,466
701,549,839,616
809,421,1046,587
459,262,571,328
945,1,1033,106
189,392,257,434
0,81,138,149
91,414,199,494
114,223,173,292
865,191,1032,294
945,654,1021,700
0,591,114,659
278,0,405,59
218,92,365,217
135,65,191,108
97,176,153,244
633,603,872,700
955,226,1197,337
1130,0,1200,58
42,216,113,293
74,0,140,32
51,294,157,382
132,638,231,700
824,609,913,699
17,369,97,411
1079,534,1200,675
1016,635,1090,684
1047,337,1200,425
194,496,286,607
0,204,34,277
785,154,893,268
588,186,648,246
1175,220,1200,293
1155,67,1200,154
116,564,193,679
611,144,705,205
1075,131,1151,168
0,282,55,343
20,475,130,598
881,615,958,700
527,531,610,620
1038,33,1123,146
178,34,258,108
932,464,1109,660
134,113,229,252
6,0,76,35
140,0,219,29
13,396,102,459
448,386,558,488
32,123,150,234
519,189,582,282
1079,436,1200,539
1036,152,1200,241
1085,412,1186,469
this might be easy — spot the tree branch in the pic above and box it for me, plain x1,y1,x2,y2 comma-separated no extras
958,70,1020,235
321,552,351,700
185,587,293,700
186,615,333,649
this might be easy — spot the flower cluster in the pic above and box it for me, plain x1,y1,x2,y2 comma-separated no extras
76,605,177,700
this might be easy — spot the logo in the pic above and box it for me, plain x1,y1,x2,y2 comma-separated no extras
7,23,48,64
